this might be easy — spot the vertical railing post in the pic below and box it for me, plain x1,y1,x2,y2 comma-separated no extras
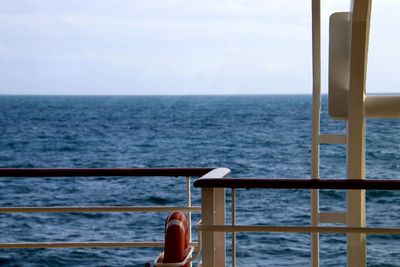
311,0,321,266
186,176,192,243
347,1,371,266
186,176,192,267
231,189,237,267
201,187,226,267
214,188,226,266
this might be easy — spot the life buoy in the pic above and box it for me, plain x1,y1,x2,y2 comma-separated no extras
162,211,189,266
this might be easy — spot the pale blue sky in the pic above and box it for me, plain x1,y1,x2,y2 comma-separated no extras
0,0,399,95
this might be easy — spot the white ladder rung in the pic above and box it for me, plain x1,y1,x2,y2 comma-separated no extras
318,212,347,224
318,134,347,144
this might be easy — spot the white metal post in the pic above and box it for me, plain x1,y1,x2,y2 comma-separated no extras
346,1,372,266
186,176,192,243
214,188,226,266
201,188,215,267
311,0,321,266
186,176,193,267
201,187,226,267
232,189,237,267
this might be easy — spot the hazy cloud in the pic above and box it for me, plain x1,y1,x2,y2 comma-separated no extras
0,0,399,94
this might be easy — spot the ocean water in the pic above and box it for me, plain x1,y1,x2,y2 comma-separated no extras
0,95,399,266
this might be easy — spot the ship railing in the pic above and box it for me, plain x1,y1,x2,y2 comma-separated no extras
0,167,230,255
193,178,400,267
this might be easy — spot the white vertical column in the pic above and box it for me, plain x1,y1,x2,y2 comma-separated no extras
214,188,226,267
201,187,226,267
186,176,192,243
346,1,371,266
311,0,321,266
231,189,236,267
201,188,216,267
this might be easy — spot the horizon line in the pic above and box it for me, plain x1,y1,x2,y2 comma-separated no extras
0,93,316,97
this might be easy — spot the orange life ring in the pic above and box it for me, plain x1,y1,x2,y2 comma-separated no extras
163,211,189,266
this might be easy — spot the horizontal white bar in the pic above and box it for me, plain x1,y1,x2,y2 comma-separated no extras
198,225,400,235
366,95,400,118
318,134,347,144
319,212,347,224
0,206,201,213
0,241,198,249
0,242,164,249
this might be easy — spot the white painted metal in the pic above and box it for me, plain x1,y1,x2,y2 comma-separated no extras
319,212,347,224
0,242,166,249
329,12,351,120
329,15,400,121
201,188,216,267
331,95,400,120
346,1,371,266
153,246,195,267
198,168,230,267
318,134,347,145
0,168,232,266
0,206,201,213
365,96,400,118
187,176,192,243
198,168,230,179
311,0,321,266
231,189,236,267
214,188,226,267
200,189,226,267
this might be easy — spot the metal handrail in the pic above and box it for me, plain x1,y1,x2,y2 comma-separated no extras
0,242,166,249
0,168,214,177
194,178,400,190
0,206,201,213
197,225,400,235
0,167,230,250
195,177,400,266
0,241,199,249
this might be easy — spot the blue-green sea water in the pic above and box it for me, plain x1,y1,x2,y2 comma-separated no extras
0,95,400,266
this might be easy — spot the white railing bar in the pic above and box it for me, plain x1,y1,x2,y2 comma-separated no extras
0,242,164,249
187,176,192,243
198,225,400,235
365,95,400,118
231,189,236,267
0,241,199,249
319,212,347,224
318,134,347,144
0,206,201,213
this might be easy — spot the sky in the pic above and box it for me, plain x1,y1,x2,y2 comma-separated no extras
0,0,399,95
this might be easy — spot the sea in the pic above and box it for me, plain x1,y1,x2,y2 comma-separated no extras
0,95,399,267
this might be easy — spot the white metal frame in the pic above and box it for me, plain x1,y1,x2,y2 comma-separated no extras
310,0,322,266
197,182,400,267
198,1,399,266
0,168,231,255
311,0,368,266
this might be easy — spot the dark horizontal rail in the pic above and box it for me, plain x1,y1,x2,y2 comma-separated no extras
194,178,400,190
0,168,214,178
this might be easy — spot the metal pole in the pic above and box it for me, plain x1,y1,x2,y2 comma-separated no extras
311,0,321,266
187,176,192,243
346,1,372,266
232,189,236,267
